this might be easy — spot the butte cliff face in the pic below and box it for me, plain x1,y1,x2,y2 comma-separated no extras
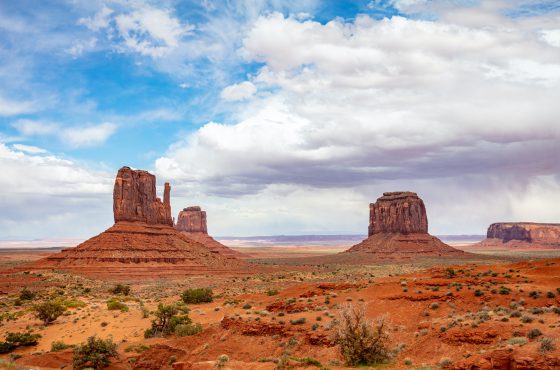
368,192,428,236
25,167,245,279
113,166,172,226
176,206,243,258
476,222,560,248
346,191,463,257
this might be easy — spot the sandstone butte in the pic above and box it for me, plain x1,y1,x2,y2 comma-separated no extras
22,166,246,279
345,191,463,257
176,206,244,258
474,222,560,249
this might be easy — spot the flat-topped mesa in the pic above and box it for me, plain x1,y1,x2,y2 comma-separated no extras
113,166,173,226
176,206,207,234
486,222,560,244
369,191,428,236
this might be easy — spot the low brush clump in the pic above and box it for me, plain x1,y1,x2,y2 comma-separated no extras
144,303,201,338
181,288,213,304
73,336,118,370
0,331,41,354
335,304,391,366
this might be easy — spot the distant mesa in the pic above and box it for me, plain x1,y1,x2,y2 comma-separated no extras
22,166,246,279
345,191,463,257
176,206,244,258
474,222,560,249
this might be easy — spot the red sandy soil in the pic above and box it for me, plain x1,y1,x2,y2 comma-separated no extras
2,256,559,369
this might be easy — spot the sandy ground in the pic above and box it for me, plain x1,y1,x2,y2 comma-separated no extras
1,246,560,369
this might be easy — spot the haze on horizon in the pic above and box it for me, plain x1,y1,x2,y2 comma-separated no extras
1,0,559,240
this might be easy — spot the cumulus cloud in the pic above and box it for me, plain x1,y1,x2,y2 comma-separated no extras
156,10,560,235
0,143,113,238
220,81,257,101
13,119,58,135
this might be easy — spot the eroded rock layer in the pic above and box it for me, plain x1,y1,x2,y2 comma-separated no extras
475,222,560,249
176,206,244,258
346,191,463,257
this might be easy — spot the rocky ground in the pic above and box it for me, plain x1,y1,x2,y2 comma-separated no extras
1,251,559,369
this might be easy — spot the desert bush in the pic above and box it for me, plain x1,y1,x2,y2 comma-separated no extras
242,303,252,309
540,337,555,352
474,290,484,297
144,303,195,338
51,340,73,352
174,323,202,336
529,307,545,315
507,337,527,345
267,288,279,296
215,354,229,368
106,298,128,312
0,331,41,354
73,336,118,369
181,288,213,304
19,288,35,301
124,344,150,353
335,304,391,366
34,300,66,325
521,315,534,323
527,328,542,339
109,284,130,296
546,291,555,298
499,286,511,295
445,268,456,278
430,302,439,310
290,317,306,325
510,310,522,318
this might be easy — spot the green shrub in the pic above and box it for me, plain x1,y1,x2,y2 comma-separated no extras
267,289,279,296
540,337,555,352
124,344,150,353
507,337,527,345
19,288,35,301
527,328,542,339
290,317,306,325
499,286,511,295
181,288,213,304
34,300,66,325
51,340,73,352
335,304,391,366
0,331,41,354
474,290,484,297
109,284,131,296
242,303,252,309
521,315,534,323
215,354,229,368
73,336,118,369
106,298,129,312
174,323,203,336
430,302,439,310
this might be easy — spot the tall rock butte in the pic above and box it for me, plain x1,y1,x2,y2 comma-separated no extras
176,206,243,258
474,222,560,249
24,166,245,279
346,191,463,257
113,167,172,226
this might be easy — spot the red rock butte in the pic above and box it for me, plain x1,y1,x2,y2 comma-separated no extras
474,222,560,249
176,206,244,258
21,166,247,279
346,191,463,257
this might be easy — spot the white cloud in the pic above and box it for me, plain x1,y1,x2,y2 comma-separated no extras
12,143,47,154
0,96,38,116
156,11,560,235
220,81,257,101
13,119,58,135
0,143,113,238
60,122,116,148
66,37,98,57
542,29,560,48
78,5,113,31
114,5,194,58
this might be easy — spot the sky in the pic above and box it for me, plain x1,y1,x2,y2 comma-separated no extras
1,0,559,239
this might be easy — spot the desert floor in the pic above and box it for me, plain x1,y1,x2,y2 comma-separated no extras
1,245,560,369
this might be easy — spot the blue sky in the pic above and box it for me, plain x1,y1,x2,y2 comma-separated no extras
1,0,560,239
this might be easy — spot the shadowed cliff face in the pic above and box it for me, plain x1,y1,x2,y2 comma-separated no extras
487,222,560,243
368,191,428,236
113,166,173,226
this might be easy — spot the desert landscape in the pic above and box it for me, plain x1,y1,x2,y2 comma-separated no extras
2,1,560,369
1,168,560,370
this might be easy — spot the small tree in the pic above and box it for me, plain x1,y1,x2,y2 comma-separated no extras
73,336,118,369
109,284,130,296
34,300,66,325
335,304,391,366
144,303,193,338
